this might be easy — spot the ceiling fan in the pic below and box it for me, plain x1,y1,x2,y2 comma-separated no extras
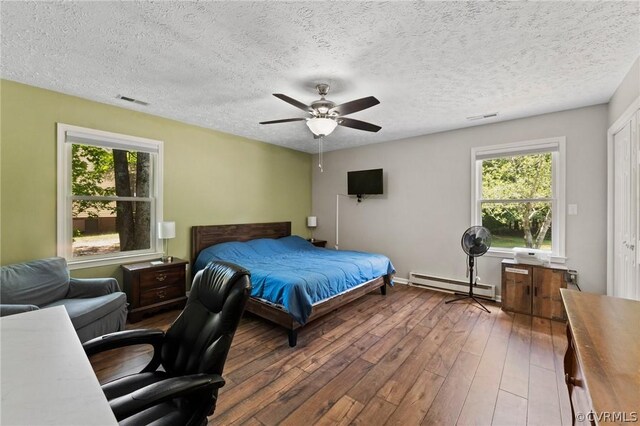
259,84,381,138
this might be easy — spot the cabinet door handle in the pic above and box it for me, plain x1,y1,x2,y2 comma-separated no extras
156,273,167,282
526,285,530,295
157,290,166,299
534,286,538,297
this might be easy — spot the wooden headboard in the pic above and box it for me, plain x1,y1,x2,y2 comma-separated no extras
191,221,292,265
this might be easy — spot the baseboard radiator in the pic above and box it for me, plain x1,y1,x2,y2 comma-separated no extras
408,272,496,300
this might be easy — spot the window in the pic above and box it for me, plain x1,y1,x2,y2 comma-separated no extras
57,124,164,267
471,137,566,259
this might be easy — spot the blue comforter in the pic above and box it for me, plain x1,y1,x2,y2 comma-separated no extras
194,236,395,324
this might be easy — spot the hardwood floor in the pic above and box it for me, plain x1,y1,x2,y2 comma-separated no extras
89,285,572,425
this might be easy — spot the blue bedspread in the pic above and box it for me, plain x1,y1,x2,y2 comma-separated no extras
194,236,395,324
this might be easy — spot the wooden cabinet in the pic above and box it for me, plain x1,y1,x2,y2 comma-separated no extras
501,259,568,320
308,239,327,248
122,258,188,322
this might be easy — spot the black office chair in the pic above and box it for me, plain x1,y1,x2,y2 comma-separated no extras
84,261,251,426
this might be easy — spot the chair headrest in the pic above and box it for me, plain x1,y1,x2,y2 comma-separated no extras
189,261,250,313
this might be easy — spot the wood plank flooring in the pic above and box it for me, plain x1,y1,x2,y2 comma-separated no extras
89,285,572,425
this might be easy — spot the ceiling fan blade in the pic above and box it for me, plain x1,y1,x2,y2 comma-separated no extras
338,117,381,132
330,96,380,116
273,94,312,112
259,118,306,125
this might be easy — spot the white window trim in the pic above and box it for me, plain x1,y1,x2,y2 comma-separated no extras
57,123,165,269
470,137,566,262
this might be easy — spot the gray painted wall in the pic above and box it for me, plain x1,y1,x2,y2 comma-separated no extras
311,104,608,296
608,56,639,127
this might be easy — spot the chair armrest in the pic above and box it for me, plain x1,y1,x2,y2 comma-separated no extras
109,374,225,422
83,329,164,357
0,304,39,317
67,277,120,299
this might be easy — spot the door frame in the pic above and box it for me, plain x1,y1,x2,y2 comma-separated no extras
607,96,640,296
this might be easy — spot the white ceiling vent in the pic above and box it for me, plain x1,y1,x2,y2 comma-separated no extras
466,112,498,121
116,94,149,106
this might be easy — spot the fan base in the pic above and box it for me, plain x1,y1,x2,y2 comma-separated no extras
445,294,491,313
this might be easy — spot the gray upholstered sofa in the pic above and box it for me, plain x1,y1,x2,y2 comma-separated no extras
1,257,128,342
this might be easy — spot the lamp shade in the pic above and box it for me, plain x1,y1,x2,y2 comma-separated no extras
306,117,338,136
157,221,176,239
307,216,317,228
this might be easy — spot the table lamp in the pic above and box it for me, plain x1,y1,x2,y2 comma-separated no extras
307,216,317,242
158,221,176,262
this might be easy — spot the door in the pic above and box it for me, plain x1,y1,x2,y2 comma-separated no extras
532,267,566,320
613,118,638,300
502,265,532,314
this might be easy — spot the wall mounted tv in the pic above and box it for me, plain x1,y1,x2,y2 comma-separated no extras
347,168,383,199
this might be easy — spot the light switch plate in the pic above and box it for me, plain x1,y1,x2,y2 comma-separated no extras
568,204,578,215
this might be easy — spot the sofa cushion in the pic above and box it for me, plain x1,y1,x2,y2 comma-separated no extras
45,292,127,330
1,257,70,306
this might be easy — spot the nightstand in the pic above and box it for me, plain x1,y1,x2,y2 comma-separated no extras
122,258,188,322
308,239,327,248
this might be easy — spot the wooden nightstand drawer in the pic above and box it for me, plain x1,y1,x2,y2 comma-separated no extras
140,283,184,307
139,267,184,290
122,258,189,322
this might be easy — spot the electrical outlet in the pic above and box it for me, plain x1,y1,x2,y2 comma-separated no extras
568,204,578,215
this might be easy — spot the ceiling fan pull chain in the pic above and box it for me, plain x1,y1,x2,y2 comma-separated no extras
318,136,324,172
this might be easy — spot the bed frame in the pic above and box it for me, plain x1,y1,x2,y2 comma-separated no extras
191,221,390,346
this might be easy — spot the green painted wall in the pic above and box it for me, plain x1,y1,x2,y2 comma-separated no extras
0,80,312,280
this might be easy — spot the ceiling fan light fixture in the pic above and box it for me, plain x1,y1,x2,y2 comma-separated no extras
306,117,338,136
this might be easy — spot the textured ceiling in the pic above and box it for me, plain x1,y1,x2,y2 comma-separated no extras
1,1,639,153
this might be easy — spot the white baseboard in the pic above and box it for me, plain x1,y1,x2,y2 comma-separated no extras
393,277,409,285
409,271,497,301
407,282,503,304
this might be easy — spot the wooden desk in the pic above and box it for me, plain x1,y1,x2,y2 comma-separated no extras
561,289,640,425
0,306,117,425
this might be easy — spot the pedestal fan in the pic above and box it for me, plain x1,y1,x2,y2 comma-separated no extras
446,226,492,313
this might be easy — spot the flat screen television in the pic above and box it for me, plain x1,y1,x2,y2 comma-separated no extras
347,168,383,196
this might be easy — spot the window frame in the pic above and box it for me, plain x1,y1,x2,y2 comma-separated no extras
57,123,165,269
470,137,566,261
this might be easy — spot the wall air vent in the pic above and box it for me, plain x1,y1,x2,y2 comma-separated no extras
116,95,149,106
466,112,498,121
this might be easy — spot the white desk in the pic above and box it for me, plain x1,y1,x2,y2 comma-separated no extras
0,306,117,425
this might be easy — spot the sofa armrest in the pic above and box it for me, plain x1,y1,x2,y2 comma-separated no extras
67,277,120,299
0,304,39,317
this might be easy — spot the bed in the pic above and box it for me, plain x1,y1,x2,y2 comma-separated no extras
191,222,395,346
